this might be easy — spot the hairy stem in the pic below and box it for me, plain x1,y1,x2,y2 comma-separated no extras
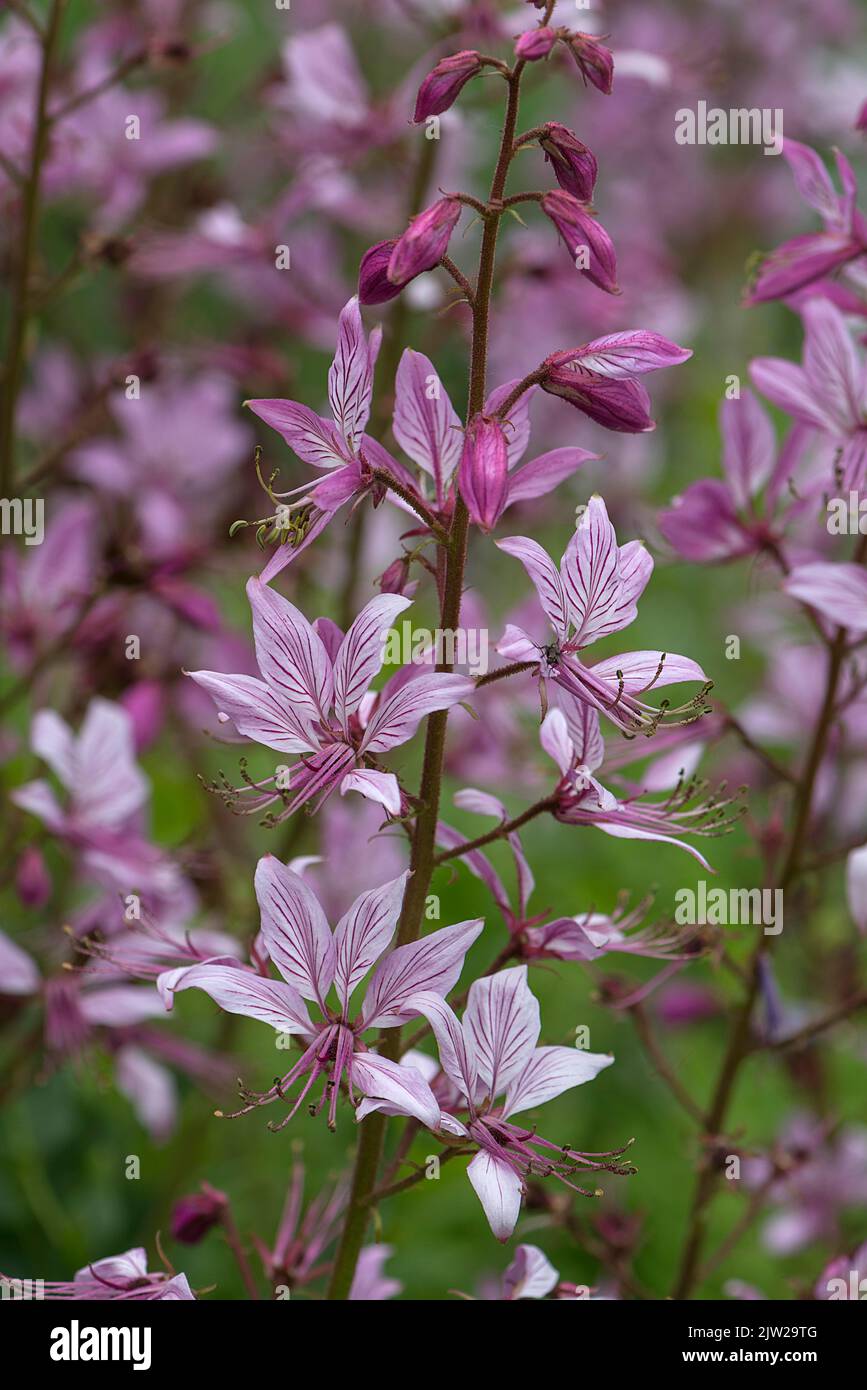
326,56,530,1301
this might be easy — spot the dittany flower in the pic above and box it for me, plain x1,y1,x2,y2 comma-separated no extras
189,581,473,821
539,330,692,433
539,705,739,870
159,861,483,1131
496,496,710,735
3,1248,194,1300
746,140,867,305
380,966,630,1240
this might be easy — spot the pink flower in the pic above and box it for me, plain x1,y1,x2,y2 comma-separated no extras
563,31,614,95
247,297,406,579
751,296,867,488
413,51,483,122
387,196,462,286
747,141,867,305
458,415,510,531
496,496,708,734
3,1248,194,1300
541,189,619,293
539,122,598,201
437,794,700,958
188,580,474,821
374,967,627,1239
159,861,483,1132
539,707,728,871
658,389,800,563
539,330,692,433
515,28,556,62
393,350,595,512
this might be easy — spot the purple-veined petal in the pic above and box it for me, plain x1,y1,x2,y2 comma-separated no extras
360,672,474,753
548,686,605,770
254,855,336,1003
802,296,865,435
246,577,333,722
401,990,478,1100
561,331,692,378
590,650,707,692
333,593,412,730
503,1044,613,1117
350,1052,440,1129
392,348,462,504
327,296,379,452
467,1151,523,1241
332,871,410,1010
157,962,311,1033
749,356,835,432
453,788,507,820
784,562,867,632
506,447,596,505
464,966,541,1099
496,536,569,637
783,139,842,225
245,399,351,470
720,390,776,508
540,708,574,778
561,495,626,644
495,623,539,663
361,917,484,1028
503,1245,560,1299
70,700,149,827
340,769,401,815
592,818,714,871
185,670,317,753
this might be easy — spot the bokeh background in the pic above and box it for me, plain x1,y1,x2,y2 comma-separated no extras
2,0,866,1299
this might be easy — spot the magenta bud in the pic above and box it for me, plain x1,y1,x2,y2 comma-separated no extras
541,363,654,432
387,197,462,286
458,415,510,532
539,123,598,202
515,27,557,61
541,190,619,294
378,555,413,595
856,100,867,132
15,845,51,908
171,1183,227,1244
413,50,483,122
358,239,407,305
565,31,614,95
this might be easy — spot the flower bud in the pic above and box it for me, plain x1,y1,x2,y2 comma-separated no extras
15,846,51,909
541,360,654,432
565,31,614,94
458,415,509,531
171,1183,227,1244
539,123,598,202
413,50,483,122
387,198,462,286
121,680,166,751
515,27,556,61
358,239,406,305
541,190,618,293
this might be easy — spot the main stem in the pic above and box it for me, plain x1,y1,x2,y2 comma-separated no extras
326,63,526,1301
0,0,65,492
